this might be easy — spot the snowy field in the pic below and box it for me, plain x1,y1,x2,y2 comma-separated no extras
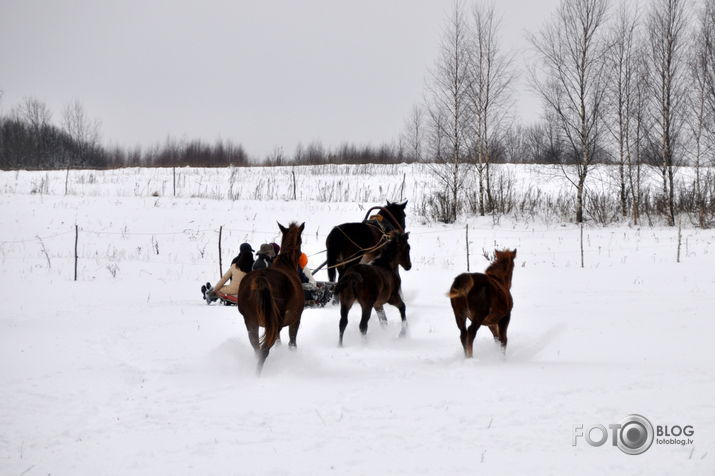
1,166,714,475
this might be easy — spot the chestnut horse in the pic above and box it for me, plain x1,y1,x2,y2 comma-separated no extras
334,231,411,345
448,249,517,358
325,201,407,282
237,222,305,374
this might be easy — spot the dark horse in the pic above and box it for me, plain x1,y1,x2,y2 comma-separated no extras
334,231,412,345
448,249,517,358
325,200,408,282
237,222,305,374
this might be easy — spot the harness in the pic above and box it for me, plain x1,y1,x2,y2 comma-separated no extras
313,206,404,273
365,214,394,234
362,206,405,233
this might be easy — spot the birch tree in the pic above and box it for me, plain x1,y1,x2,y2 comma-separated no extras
689,0,715,227
645,0,689,226
628,50,651,225
530,0,610,223
467,2,514,216
402,105,425,162
62,100,101,194
426,1,472,223
606,2,640,218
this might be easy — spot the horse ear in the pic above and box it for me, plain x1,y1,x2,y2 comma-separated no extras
278,222,287,234
399,200,408,209
386,200,393,206
299,222,305,233
512,249,517,258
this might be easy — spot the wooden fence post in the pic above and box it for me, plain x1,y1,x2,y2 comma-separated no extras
292,170,296,200
580,223,584,269
677,219,682,263
466,223,470,272
218,225,223,276
74,225,78,281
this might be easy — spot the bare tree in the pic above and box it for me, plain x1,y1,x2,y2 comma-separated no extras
401,105,425,162
12,97,52,133
467,2,515,216
605,2,640,218
62,100,101,194
689,0,715,227
704,0,715,115
62,100,100,150
529,0,610,223
646,0,690,226
628,50,652,225
10,97,55,169
426,1,472,222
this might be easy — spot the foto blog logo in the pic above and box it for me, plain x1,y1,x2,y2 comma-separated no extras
572,414,694,455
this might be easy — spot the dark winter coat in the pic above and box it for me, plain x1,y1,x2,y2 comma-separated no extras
252,254,273,271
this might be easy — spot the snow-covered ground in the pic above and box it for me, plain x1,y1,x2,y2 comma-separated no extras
1,166,714,475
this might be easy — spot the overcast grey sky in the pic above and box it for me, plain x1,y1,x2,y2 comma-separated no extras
0,0,560,158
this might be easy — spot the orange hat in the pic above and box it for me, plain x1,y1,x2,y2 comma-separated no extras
299,252,308,269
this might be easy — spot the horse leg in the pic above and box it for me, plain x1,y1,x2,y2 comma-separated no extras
465,319,482,358
375,305,388,328
497,312,511,353
395,299,408,338
488,324,500,343
450,299,469,356
288,318,300,350
358,302,373,337
339,303,350,346
245,321,260,354
256,348,269,376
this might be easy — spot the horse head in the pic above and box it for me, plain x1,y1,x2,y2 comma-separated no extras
277,221,305,266
383,200,408,231
490,249,517,288
389,231,412,271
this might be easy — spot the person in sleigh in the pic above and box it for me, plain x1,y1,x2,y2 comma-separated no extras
202,242,254,305
298,252,334,307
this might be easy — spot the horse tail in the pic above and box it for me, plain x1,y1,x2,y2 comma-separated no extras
326,228,340,282
448,273,475,299
335,270,362,301
252,275,281,350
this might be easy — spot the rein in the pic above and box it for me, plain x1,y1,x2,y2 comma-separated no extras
313,233,391,273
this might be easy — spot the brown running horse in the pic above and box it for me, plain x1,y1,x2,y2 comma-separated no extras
334,231,412,345
448,249,517,358
237,222,305,374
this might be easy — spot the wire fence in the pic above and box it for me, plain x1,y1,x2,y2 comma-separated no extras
0,221,698,284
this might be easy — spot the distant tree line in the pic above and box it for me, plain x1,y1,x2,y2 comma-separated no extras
0,97,250,170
